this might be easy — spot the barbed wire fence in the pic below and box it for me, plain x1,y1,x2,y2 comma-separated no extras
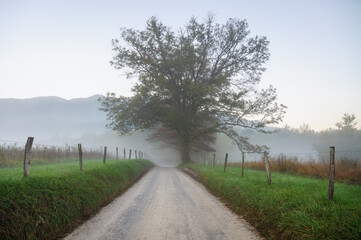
191,147,360,200
0,138,149,168
191,148,361,165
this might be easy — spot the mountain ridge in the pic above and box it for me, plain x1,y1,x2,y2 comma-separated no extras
0,95,108,142
0,94,103,101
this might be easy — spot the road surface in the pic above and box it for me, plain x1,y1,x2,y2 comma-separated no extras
64,167,262,240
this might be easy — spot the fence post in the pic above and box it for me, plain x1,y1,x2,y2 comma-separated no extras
264,151,271,184
129,149,132,160
328,146,335,200
241,151,245,177
103,146,107,164
135,150,138,159
23,137,34,177
116,147,119,162
212,153,216,168
224,153,228,172
78,143,83,171
124,148,126,159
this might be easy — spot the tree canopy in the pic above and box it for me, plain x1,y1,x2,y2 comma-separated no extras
314,113,361,160
100,16,286,163
336,113,357,131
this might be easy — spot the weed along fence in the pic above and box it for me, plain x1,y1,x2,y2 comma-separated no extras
193,146,359,200
0,137,150,176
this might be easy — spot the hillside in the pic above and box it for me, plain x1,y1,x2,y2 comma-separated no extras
0,95,107,141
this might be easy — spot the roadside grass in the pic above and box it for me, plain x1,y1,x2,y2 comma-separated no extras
230,156,361,185
0,159,116,181
182,163,361,240
0,159,154,240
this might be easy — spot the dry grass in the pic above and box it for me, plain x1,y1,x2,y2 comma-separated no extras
0,144,108,167
231,154,361,185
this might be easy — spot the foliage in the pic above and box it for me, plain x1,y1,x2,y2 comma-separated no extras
336,113,357,130
100,16,286,163
313,114,361,159
235,114,361,161
0,159,153,239
183,163,361,240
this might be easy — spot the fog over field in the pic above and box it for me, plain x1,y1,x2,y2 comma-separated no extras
0,2,360,240
0,95,321,165
0,96,178,165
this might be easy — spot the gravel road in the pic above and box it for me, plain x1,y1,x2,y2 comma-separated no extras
64,167,262,240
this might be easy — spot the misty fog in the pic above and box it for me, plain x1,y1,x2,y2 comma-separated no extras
1,95,345,166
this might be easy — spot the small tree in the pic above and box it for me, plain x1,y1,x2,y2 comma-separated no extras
336,113,357,131
313,113,361,160
100,16,286,164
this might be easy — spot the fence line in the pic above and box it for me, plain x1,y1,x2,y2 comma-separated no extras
0,137,151,171
193,146,355,200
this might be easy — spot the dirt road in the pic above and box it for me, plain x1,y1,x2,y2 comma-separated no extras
64,167,262,240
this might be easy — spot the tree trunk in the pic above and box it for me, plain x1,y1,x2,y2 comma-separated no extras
180,139,192,164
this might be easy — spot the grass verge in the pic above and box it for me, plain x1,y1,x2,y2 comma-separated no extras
0,159,154,239
182,163,361,240
231,156,361,185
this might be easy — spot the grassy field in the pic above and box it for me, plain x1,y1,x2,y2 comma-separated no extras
231,155,361,185
182,163,361,240
0,159,154,240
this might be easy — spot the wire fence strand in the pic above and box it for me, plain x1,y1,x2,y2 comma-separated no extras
0,138,147,168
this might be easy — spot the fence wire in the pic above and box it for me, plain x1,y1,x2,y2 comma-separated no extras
0,139,143,168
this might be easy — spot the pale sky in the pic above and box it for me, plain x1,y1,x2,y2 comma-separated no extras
0,0,360,130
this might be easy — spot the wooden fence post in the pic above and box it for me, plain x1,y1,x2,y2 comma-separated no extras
224,153,228,172
328,146,335,200
78,143,83,171
103,146,107,164
135,150,138,159
241,151,245,177
264,151,271,184
116,147,119,162
123,148,126,159
129,149,132,160
23,137,34,177
212,153,216,168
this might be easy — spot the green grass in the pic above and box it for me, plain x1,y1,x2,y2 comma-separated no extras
0,159,154,240
182,163,361,240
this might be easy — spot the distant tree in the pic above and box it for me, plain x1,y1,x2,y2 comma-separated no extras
298,123,314,134
100,16,286,163
335,113,357,131
313,113,361,160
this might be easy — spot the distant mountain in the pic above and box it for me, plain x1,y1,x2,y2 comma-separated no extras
0,95,180,166
0,95,108,142
0,95,318,163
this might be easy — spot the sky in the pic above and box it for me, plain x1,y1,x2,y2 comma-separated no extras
0,0,360,131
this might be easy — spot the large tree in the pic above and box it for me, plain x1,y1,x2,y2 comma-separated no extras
100,16,286,163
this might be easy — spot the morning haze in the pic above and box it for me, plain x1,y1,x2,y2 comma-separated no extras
0,0,360,163
0,0,360,131
1,1,361,240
